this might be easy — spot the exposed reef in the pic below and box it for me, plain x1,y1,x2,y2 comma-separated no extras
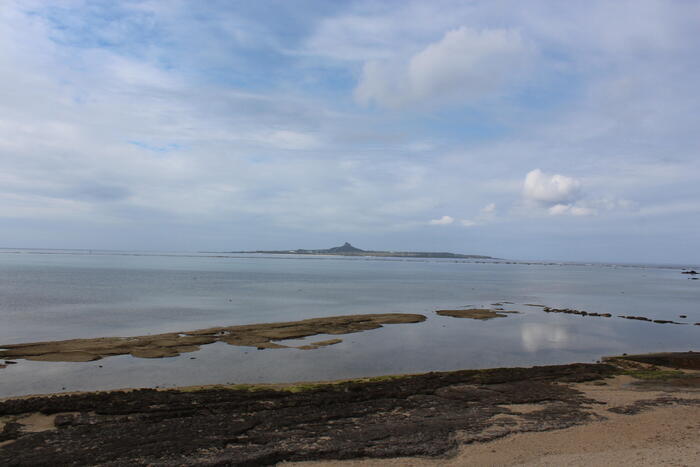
618,315,685,324
543,307,612,318
435,309,519,320
0,361,618,466
0,313,426,363
540,306,692,325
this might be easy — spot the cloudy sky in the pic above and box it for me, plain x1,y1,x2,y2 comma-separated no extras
1,0,699,263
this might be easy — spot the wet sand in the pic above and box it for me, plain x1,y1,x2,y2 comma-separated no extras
1,353,698,466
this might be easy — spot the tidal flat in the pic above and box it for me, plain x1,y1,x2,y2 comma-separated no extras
1,250,698,398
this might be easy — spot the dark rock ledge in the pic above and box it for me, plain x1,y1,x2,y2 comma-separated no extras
0,363,616,466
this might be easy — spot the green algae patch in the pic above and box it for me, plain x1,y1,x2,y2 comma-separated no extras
177,384,272,393
623,369,687,380
174,372,418,395
610,352,700,370
435,309,516,320
0,313,426,363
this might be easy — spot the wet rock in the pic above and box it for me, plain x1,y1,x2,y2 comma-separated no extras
608,396,700,415
613,352,700,370
297,339,343,350
0,362,617,466
25,352,102,362
0,422,22,442
542,307,609,318
435,309,515,320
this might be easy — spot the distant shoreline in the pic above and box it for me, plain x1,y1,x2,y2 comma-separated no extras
223,241,496,259
2,248,698,270
225,250,497,259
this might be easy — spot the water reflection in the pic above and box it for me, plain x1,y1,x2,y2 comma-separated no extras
521,322,570,352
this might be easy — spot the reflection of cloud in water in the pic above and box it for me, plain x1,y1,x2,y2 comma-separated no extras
521,323,569,352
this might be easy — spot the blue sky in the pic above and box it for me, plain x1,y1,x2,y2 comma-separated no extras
1,0,699,263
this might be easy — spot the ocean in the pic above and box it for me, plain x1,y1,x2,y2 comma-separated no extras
0,249,698,397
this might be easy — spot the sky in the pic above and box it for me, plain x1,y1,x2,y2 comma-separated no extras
1,0,699,263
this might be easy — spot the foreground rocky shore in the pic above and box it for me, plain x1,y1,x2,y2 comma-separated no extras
1,353,698,466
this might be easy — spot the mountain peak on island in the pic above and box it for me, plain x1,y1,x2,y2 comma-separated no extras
326,242,364,253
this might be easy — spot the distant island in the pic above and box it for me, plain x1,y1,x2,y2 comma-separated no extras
227,242,496,259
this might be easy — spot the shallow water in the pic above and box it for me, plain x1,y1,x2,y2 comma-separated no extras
0,249,698,397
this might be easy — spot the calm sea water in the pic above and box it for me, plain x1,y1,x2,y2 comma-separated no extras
1,249,698,397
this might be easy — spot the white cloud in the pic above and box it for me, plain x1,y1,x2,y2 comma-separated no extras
355,26,534,108
429,215,454,225
522,170,603,217
523,169,581,206
548,204,570,216
523,171,636,217
548,204,596,216
481,203,496,214
460,202,498,227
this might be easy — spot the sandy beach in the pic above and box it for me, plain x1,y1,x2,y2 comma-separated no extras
1,353,698,466
285,373,700,466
